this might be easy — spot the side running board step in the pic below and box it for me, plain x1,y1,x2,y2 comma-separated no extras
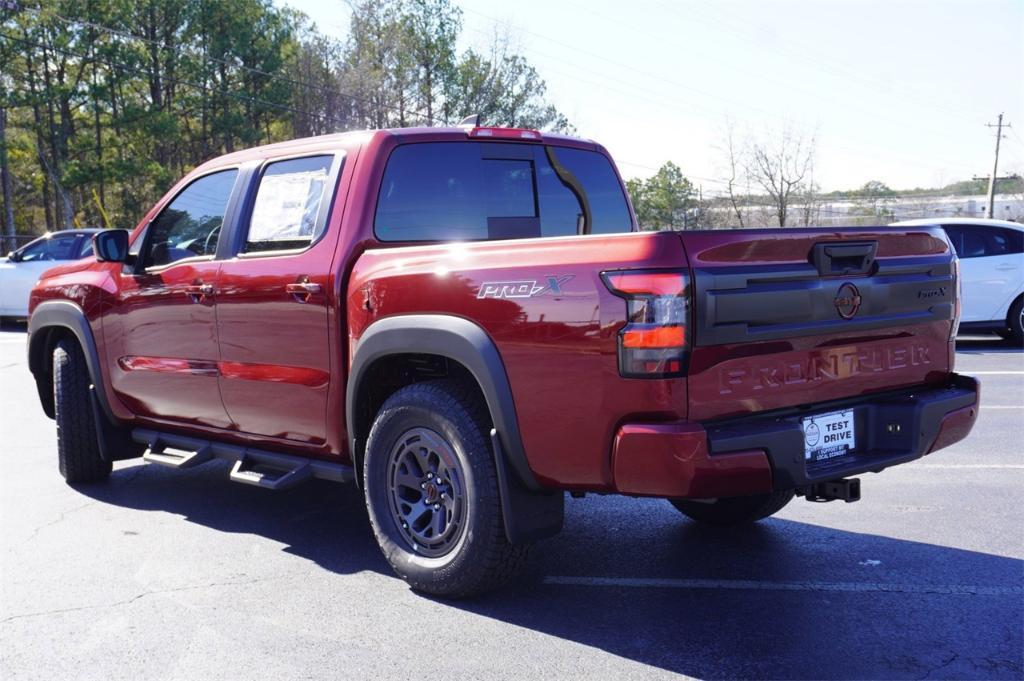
229,456,312,491
133,428,354,489
140,432,213,469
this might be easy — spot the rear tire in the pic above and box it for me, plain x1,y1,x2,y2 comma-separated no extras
363,380,531,598
669,490,795,527
53,339,111,483
1006,296,1024,346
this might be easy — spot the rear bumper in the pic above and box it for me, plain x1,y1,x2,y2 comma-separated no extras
611,374,980,498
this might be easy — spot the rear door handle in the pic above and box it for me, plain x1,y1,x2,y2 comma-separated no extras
286,281,322,302
184,283,215,302
995,263,1018,271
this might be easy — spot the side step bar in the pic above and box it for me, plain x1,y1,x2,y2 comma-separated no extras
229,457,312,491
134,429,354,490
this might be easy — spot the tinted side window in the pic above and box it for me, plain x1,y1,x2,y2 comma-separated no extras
942,226,965,256
17,235,81,262
988,227,1023,255
244,155,335,253
77,235,96,259
144,169,237,268
374,142,633,242
960,229,987,258
14,238,49,262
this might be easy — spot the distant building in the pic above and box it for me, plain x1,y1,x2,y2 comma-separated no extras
813,193,1023,226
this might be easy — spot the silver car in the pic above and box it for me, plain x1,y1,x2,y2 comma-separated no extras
0,230,101,321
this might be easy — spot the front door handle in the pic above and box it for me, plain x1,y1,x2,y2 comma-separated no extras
184,283,215,302
995,263,1018,271
286,280,322,303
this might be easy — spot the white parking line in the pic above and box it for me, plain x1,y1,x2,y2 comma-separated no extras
543,576,1022,596
964,371,1024,375
905,464,1024,469
983,405,1023,409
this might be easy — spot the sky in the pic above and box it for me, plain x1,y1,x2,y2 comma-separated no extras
279,0,1024,194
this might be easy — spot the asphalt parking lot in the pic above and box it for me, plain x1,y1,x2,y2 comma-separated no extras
1,327,1021,680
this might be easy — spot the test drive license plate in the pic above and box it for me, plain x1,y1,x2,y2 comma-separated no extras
802,409,856,463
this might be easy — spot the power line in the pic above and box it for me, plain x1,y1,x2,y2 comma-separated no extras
17,4,984,177
0,31,355,130
591,0,966,124
11,6,442,125
464,13,979,175
483,2,982,137
614,159,733,189
649,0,991,126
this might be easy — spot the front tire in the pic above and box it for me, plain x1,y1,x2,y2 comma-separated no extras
669,490,795,527
53,339,111,483
363,380,530,598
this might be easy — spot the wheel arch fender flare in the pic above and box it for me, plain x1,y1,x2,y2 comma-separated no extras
347,314,563,544
27,300,115,422
346,314,540,491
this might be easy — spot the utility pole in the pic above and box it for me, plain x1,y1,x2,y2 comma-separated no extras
983,114,1011,218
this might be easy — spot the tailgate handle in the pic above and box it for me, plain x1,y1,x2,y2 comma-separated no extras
811,241,877,276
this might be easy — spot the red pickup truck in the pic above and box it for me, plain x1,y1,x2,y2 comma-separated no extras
27,125,979,597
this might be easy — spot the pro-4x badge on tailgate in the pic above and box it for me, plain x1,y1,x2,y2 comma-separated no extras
477,275,574,300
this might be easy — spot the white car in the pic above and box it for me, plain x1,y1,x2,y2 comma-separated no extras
0,230,100,321
892,218,1024,344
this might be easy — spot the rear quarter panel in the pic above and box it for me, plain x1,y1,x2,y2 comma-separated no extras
347,231,687,489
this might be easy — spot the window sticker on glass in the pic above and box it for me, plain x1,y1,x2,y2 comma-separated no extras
249,171,326,242
245,155,333,253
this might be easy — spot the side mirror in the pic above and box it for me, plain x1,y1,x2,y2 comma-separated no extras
93,229,130,262
7,250,20,262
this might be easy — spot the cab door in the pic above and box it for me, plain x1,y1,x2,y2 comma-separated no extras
104,169,239,427
213,154,346,446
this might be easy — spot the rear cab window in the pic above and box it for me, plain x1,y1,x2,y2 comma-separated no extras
374,141,633,242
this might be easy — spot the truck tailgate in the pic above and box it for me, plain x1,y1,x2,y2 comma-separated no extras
680,227,956,421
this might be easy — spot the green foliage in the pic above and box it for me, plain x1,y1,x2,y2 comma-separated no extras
821,177,1023,200
0,0,571,235
626,161,697,230
340,0,571,131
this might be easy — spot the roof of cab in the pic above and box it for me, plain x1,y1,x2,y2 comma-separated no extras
193,126,597,173
194,130,375,171
891,217,1023,231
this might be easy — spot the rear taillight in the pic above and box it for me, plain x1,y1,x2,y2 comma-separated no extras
950,255,962,340
602,270,690,378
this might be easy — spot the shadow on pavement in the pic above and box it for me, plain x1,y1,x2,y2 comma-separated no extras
82,461,389,577
457,497,1024,679
955,335,1022,354
77,461,1023,679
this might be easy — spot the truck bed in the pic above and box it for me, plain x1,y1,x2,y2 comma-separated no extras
349,225,958,490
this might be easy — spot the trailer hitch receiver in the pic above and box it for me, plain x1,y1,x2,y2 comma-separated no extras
804,478,861,503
